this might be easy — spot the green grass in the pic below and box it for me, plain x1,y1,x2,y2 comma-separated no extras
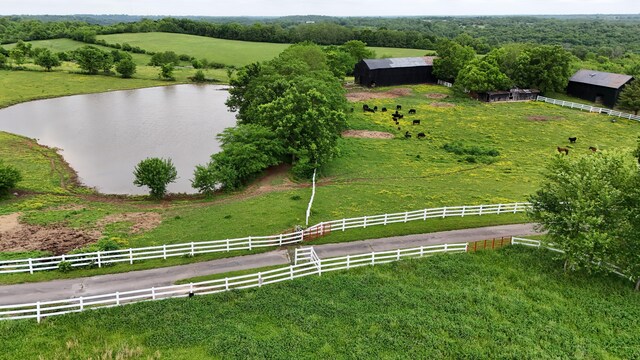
96,32,433,67
2,247,638,359
98,33,291,67
1,83,639,280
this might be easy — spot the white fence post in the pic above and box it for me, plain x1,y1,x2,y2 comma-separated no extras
225,277,229,291
404,211,408,223
420,246,424,257
497,203,502,214
28,258,33,274
152,287,156,300
513,203,518,213
363,216,367,228
384,213,388,225
97,251,102,268
163,245,167,260
258,272,263,287
36,302,41,323
190,242,195,256
347,255,351,268
461,206,466,217
342,218,346,231
129,249,133,265
249,236,252,250
442,207,447,218
80,297,84,311
279,234,283,246
116,292,120,305
371,252,375,265
423,208,427,220
226,239,230,252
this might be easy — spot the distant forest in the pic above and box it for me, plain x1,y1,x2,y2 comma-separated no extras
2,14,640,54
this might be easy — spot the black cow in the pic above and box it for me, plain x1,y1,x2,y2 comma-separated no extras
417,132,426,139
363,104,370,111
397,114,404,119
568,137,577,143
397,105,402,110
408,109,416,114
404,131,411,138
381,107,387,112
365,107,375,113
373,106,378,111
412,119,420,125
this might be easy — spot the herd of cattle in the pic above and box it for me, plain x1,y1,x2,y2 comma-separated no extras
359,103,598,154
361,104,425,139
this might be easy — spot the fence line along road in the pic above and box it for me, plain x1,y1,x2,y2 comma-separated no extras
0,243,468,323
0,202,530,275
537,96,640,122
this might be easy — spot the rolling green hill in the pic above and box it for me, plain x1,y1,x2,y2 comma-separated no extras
2,247,638,358
96,32,432,66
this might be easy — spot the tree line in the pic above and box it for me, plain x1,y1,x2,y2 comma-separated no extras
4,15,640,54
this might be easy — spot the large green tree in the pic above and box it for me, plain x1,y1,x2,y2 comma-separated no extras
433,39,476,82
511,45,572,92
617,80,640,115
133,158,178,199
115,58,137,78
73,46,112,75
34,49,60,71
529,151,640,290
455,58,512,93
192,124,285,193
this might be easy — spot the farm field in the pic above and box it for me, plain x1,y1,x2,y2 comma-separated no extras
1,246,638,359
1,83,638,280
96,32,431,66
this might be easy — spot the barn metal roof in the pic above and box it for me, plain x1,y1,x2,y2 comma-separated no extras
362,56,435,70
569,69,633,89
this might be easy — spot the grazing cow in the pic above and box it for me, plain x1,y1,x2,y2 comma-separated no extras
363,104,370,111
350,107,354,112
397,105,402,110
589,146,598,152
373,106,378,111
381,107,387,112
408,109,416,114
568,137,577,143
404,131,411,138
397,114,404,119
365,107,375,113
188,292,195,298
412,119,420,125
398,126,401,130
417,132,426,139
557,147,569,155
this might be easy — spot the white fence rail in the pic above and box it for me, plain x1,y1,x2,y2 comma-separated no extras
0,243,467,322
511,237,634,281
437,79,453,88
0,202,530,275
536,96,640,122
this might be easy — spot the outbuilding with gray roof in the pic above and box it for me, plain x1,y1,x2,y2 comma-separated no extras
354,56,437,87
567,69,633,108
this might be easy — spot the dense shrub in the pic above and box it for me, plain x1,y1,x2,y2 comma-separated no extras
133,157,178,199
443,141,500,157
0,163,22,194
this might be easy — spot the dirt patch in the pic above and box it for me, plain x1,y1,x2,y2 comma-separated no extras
0,223,100,255
425,93,449,99
97,212,162,234
0,213,21,233
342,130,395,139
431,102,456,108
527,115,564,122
346,88,413,102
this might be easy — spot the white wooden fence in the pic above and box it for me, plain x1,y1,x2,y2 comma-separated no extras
437,79,453,88
0,202,530,275
536,96,640,122
0,243,467,323
512,237,633,280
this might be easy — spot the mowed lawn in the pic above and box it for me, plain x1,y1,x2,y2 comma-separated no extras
1,247,638,359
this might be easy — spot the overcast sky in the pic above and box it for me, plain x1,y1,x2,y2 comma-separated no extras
2,0,639,16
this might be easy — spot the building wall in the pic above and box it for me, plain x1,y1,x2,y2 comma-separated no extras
566,82,621,108
355,62,436,87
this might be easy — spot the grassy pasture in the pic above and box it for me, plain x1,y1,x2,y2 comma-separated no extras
1,247,638,359
1,84,639,282
96,32,432,66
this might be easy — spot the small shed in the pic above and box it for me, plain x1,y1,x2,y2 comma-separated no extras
476,88,540,103
354,57,437,87
567,70,634,108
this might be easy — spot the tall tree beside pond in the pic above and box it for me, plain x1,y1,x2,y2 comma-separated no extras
133,158,178,199
73,46,112,75
115,58,137,78
34,49,61,71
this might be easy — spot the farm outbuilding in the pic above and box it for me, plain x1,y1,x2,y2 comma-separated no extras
475,88,540,103
567,70,634,108
354,57,437,87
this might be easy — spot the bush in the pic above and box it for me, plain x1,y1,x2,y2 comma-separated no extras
443,142,500,157
179,54,192,61
58,261,72,273
0,163,22,194
133,158,178,199
191,70,206,82
292,158,316,179
116,58,137,78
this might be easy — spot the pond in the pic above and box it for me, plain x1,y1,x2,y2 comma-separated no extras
0,85,237,195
